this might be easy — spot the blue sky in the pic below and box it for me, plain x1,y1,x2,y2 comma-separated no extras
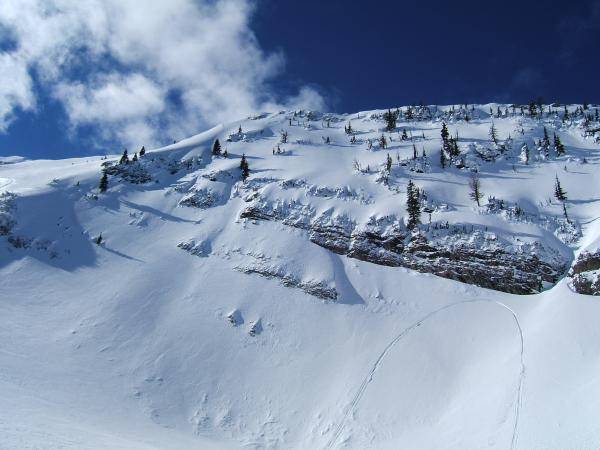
0,0,599,159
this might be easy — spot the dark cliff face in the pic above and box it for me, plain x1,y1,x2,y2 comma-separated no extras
571,251,600,295
240,204,567,295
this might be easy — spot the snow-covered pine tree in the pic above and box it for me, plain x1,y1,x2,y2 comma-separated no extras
554,133,565,156
489,122,498,144
212,139,222,156
521,143,530,164
469,173,484,206
132,153,138,162
99,171,108,193
448,137,460,157
402,129,408,140
379,134,387,149
139,146,146,157
406,180,421,230
383,109,398,131
542,127,551,154
119,149,129,165
440,148,446,168
240,154,249,181
386,153,392,173
441,122,449,143
554,175,567,201
529,101,537,117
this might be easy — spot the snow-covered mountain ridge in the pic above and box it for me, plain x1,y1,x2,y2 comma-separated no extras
2,103,600,449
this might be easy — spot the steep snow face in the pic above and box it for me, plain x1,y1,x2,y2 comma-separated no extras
2,104,600,449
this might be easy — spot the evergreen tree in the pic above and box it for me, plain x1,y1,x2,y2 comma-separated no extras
379,134,387,149
522,143,530,164
554,133,565,156
386,153,392,172
132,152,138,162
383,109,398,131
542,126,551,152
238,125,243,134
281,130,288,143
212,139,222,156
345,122,353,134
469,173,483,206
406,180,421,230
223,148,228,158
402,129,408,140
119,149,129,165
95,233,103,245
554,175,567,201
441,122,449,142
139,146,146,157
529,100,538,117
240,154,250,181
489,123,498,144
448,137,460,157
413,144,418,159
99,171,108,193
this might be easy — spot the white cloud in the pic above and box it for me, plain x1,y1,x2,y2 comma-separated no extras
55,74,167,123
0,53,36,132
0,0,325,150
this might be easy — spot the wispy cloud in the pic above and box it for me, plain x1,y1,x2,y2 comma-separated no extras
0,0,325,151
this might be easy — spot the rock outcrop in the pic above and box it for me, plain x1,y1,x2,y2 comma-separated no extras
240,200,567,295
571,251,600,295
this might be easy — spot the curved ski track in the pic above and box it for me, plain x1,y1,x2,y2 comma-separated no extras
325,300,525,450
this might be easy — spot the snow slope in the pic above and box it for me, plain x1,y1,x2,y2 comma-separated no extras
1,104,600,449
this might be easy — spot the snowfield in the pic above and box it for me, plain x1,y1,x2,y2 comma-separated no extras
2,104,600,449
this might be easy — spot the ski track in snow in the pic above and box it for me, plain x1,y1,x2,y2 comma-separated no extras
0,177,14,191
325,299,525,450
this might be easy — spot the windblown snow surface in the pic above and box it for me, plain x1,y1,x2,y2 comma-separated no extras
2,105,600,449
